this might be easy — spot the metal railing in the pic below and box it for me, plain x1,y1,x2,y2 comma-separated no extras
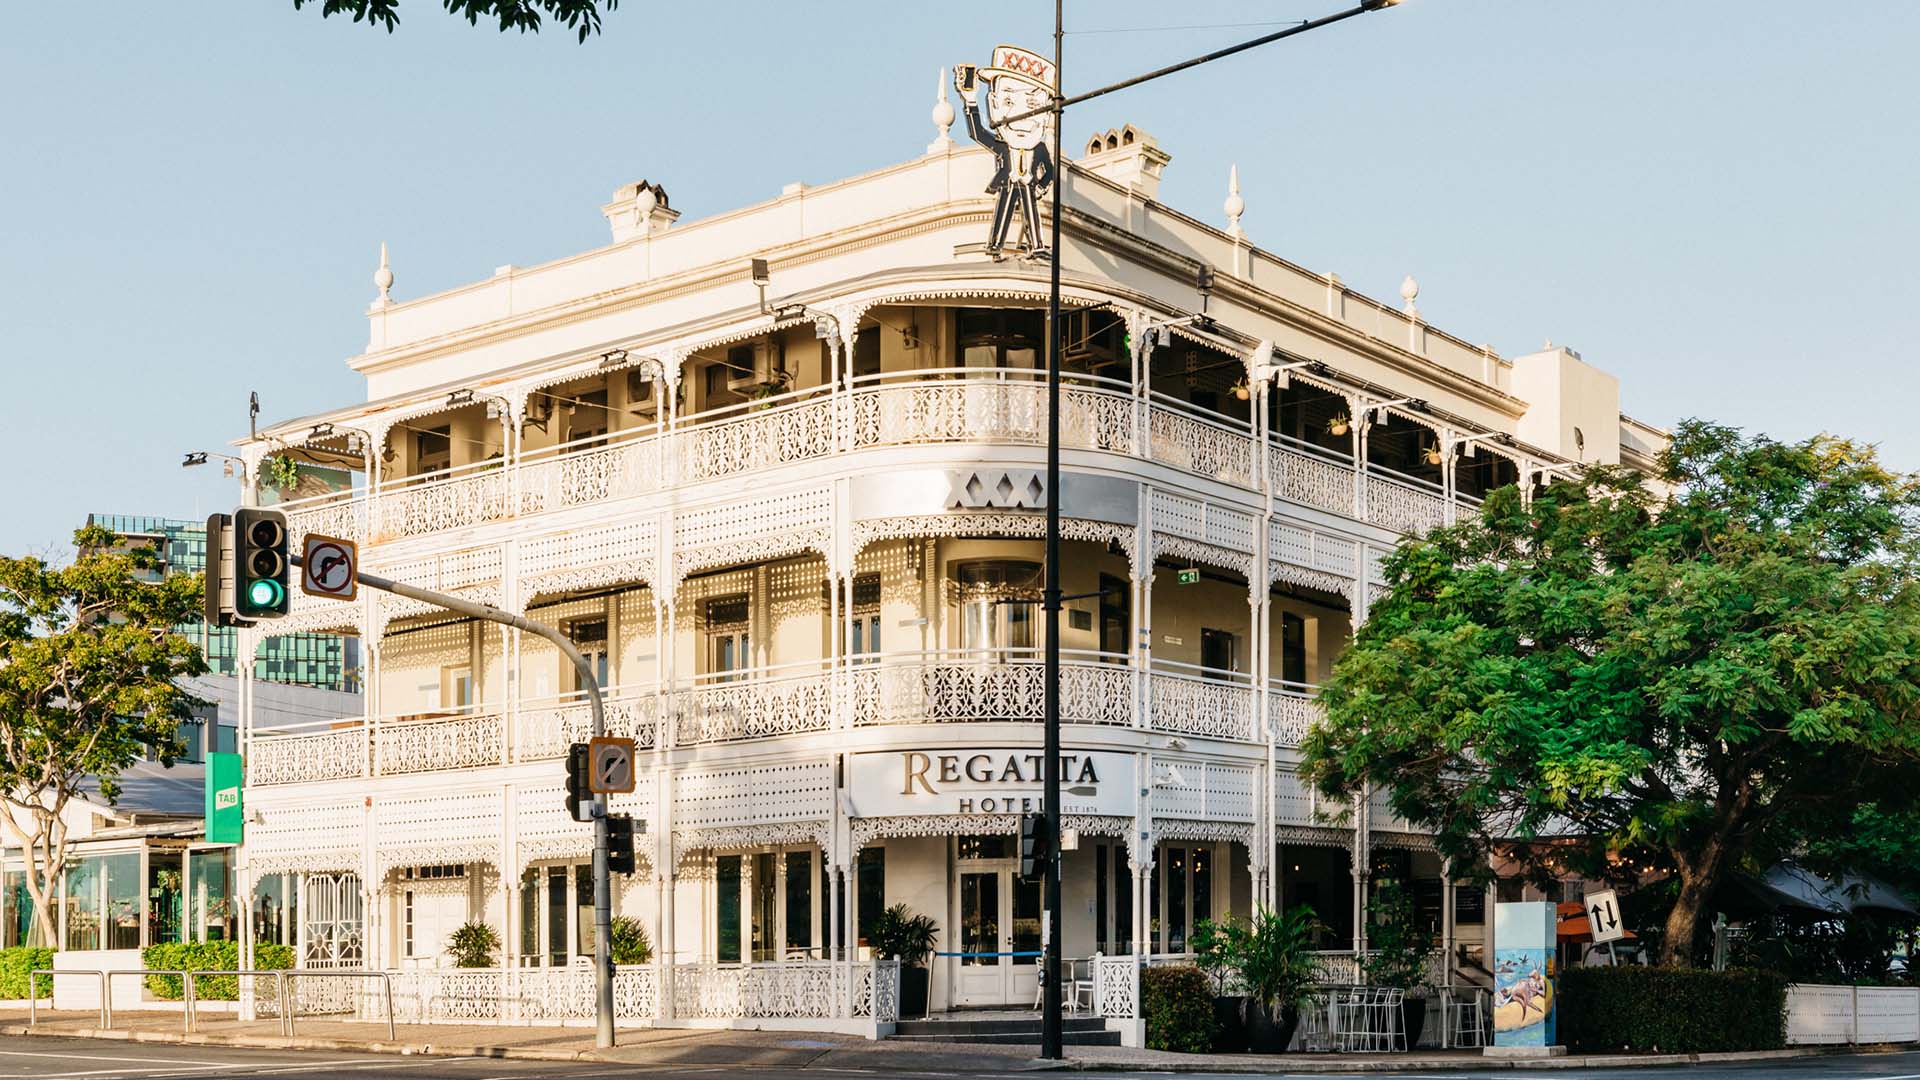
28,969,106,1029
27,967,391,1042
186,969,290,1037
284,969,397,1041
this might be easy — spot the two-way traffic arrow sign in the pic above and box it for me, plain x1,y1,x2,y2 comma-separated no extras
1585,888,1626,945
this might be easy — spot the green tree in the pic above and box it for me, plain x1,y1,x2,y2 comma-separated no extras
1303,420,1920,967
291,0,616,41
0,525,207,946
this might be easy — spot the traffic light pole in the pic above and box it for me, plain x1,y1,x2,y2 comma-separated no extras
290,553,617,1048
1040,0,1065,1060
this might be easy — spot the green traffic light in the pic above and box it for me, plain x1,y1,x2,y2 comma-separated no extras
247,578,285,609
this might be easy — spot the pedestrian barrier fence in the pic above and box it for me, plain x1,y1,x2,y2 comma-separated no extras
28,967,395,1042
1786,984,1920,1045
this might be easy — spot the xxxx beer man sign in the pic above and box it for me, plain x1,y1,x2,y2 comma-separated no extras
955,45,1057,260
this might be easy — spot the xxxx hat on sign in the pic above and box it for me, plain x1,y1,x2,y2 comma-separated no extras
980,44,1056,90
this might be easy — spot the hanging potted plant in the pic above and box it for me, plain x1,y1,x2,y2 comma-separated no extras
868,903,940,1019
1326,413,1352,437
748,368,794,410
260,453,302,494
1360,879,1436,1050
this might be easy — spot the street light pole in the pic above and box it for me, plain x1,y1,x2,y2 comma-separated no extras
1041,0,1066,1060
1031,0,1400,1061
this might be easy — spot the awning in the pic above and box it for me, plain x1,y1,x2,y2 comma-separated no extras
1740,864,1919,918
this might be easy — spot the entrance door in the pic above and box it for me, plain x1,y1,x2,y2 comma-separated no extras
951,844,1042,1007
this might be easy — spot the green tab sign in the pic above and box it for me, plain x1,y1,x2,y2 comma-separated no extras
1177,568,1200,585
205,751,244,845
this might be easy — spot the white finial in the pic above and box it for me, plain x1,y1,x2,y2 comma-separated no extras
1224,164,1245,239
374,241,394,306
635,183,658,227
1400,274,1419,313
929,67,956,154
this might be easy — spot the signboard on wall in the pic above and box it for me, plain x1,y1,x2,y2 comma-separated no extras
849,749,1134,819
204,751,244,844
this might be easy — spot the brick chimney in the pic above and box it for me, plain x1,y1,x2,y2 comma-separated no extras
1078,125,1171,200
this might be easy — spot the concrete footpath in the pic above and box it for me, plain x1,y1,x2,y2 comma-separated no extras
0,1008,1897,1073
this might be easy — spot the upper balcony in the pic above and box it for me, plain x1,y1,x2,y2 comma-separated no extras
245,648,1324,788
265,304,1527,552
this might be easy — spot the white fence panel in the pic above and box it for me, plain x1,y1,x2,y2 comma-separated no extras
1786,984,1920,1045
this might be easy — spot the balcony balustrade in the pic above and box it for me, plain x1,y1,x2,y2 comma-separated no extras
276,374,1484,549
247,652,1324,786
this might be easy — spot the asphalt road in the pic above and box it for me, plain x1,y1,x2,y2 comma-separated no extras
2,1039,1918,1080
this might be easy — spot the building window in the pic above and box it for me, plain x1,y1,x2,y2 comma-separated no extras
566,618,609,691
850,572,880,658
403,890,415,957
705,596,750,678
954,560,1040,653
567,389,610,449
856,848,885,949
1099,574,1129,657
957,308,1042,370
1200,627,1238,676
1280,612,1307,686
850,326,881,380
716,855,742,964
546,867,568,966
414,426,451,475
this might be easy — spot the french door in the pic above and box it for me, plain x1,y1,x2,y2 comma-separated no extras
951,854,1041,1007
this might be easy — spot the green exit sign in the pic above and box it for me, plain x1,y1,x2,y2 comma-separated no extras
1177,568,1200,585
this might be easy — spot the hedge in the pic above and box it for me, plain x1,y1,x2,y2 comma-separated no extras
1142,964,1219,1053
0,947,56,1000
141,941,294,1000
1558,967,1788,1053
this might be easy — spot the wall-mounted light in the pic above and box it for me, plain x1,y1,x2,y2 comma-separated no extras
446,388,475,407
598,349,630,370
308,422,335,440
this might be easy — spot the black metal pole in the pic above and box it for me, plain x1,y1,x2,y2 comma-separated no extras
1041,0,1065,1062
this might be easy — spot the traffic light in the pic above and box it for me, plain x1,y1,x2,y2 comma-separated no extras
1019,811,1050,879
606,814,635,875
232,508,290,619
565,742,594,822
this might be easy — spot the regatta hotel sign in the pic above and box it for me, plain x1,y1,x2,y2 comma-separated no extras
849,749,1133,818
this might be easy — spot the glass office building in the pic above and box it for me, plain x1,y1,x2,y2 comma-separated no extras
86,513,359,692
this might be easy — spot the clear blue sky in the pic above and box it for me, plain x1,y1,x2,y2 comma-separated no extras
3,1,1914,554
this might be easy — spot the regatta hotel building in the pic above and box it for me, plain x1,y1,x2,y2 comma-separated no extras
233,85,1662,1033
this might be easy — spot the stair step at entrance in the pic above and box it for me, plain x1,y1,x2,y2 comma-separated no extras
891,1015,1120,1045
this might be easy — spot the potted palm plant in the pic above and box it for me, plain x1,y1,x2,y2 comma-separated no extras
868,903,940,1018
1360,879,1436,1049
1195,906,1324,1053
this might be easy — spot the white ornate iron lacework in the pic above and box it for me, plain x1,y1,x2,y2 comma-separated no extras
675,822,832,866
517,691,659,760
375,712,504,775
1365,474,1445,536
1151,492,1255,575
1267,691,1322,748
846,813,1133,860
678,396,837,483
1149,408,1255,488
373,468,511,543
1269,443,1355,516
851,658,1132,727
279,591,361,636
518,519,658,603
246,799,363,874
1151,759,1257,823
1152,817,1256,847
676,668,832,744
519,435,663,516
1092,955,1139,1018
674,761,834,832
249,727,366,786
285,494,367,549
1267,520,1356,597
1272,767,1323,828
849,515,1132,565
1150,670,1254,741
848,381,1134,456
372,790,502,878
673,489,832,581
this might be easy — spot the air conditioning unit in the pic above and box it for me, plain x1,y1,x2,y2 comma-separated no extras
727,340,783,392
